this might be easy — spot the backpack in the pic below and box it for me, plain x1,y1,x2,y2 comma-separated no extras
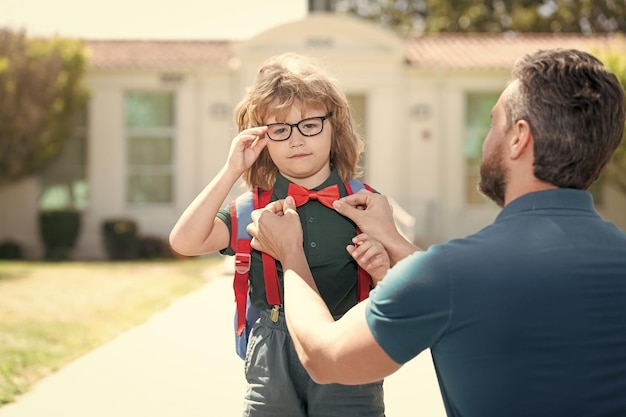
230,179,373,359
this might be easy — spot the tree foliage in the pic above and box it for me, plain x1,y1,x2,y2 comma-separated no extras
596,49,626,194
0,29,88,185
334,0,626,34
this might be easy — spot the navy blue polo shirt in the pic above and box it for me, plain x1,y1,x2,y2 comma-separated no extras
219,168,366,316
367,189,626,417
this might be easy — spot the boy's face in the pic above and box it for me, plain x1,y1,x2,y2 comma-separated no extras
264,103,333,189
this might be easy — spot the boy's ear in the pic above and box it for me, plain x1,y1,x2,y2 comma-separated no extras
509,119,533,160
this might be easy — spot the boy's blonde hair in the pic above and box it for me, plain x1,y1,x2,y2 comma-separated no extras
234,52,365,190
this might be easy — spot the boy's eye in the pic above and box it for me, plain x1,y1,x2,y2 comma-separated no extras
272,126,288,135
300,120,321,132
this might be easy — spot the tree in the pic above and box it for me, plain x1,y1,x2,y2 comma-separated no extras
0,29,88,185
334,0,626,34
595,48,626,195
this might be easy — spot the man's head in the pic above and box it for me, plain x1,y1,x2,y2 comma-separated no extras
504,48,625,190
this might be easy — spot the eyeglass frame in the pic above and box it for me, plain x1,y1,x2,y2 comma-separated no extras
265,112,333,141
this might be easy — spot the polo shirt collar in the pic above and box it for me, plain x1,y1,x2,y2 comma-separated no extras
495,188,596,223
273,166,341,199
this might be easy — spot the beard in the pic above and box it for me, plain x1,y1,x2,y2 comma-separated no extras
478,144,507,208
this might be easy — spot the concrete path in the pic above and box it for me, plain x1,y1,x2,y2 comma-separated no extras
0,266,446,417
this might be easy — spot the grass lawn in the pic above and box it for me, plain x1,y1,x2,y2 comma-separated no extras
0,256,221,406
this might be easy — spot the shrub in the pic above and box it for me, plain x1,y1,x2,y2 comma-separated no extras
138,236,174,259
38,210,81,261
101,219,139,260
0,240,24,260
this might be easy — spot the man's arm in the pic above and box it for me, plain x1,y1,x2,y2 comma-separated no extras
248,197,402,384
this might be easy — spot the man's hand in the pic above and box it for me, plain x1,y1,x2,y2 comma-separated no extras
333,190,400,247
247,196,303,261
333,190,421,265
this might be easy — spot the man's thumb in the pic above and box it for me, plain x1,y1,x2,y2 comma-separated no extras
284,196,297,213
333,199,356,221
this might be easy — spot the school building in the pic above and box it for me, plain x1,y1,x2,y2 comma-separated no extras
1,13,625,259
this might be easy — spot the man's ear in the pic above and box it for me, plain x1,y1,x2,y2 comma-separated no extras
509,119,533,160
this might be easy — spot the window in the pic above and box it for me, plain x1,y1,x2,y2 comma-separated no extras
464,92,499,205
125,91,175,205
39,107,89,210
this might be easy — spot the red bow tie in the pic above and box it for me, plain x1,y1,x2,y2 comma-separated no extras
287,183,340,209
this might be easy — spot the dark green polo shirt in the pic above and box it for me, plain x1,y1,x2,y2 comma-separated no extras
366,189,626,416
218,168,366,316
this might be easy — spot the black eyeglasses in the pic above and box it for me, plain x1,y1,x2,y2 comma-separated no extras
265,112,333,141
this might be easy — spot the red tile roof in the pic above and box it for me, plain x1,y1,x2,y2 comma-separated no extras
84,40,234,70
84,33,625,71
404,33,625,70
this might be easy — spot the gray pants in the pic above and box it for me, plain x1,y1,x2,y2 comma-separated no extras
242,309,385,417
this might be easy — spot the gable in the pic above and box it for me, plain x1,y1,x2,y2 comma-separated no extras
234,13,405,63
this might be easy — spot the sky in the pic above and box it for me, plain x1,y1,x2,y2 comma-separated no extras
1,0,308,40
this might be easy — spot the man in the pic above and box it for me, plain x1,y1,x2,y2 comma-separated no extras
247,49,626,417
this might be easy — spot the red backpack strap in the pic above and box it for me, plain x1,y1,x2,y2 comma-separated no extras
345,179,374,302
231,187,281,333
254,190,282,306
231,189,255,337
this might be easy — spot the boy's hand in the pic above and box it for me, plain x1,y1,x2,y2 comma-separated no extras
347,233,390,287
226,126,269,175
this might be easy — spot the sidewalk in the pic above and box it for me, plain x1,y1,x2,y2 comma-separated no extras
0,265,446,417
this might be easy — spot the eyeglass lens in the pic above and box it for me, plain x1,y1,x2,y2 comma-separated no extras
266,116,326,141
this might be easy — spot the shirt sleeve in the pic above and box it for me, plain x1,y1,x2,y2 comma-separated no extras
216,206,234,256
365,246,452,364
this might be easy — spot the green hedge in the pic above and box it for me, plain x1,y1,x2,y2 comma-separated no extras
101,219,139,260
38,210,81,261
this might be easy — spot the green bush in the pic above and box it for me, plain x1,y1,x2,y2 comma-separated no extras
138,236,174,259
101,219,139,260
38,210,81,261
0,240,24,260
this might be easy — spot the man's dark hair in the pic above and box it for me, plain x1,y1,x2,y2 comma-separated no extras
506,48,625,189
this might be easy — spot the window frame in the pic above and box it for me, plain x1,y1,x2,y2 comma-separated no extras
124,90,177,207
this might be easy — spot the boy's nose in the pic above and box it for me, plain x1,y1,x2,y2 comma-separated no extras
289,131,305,146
